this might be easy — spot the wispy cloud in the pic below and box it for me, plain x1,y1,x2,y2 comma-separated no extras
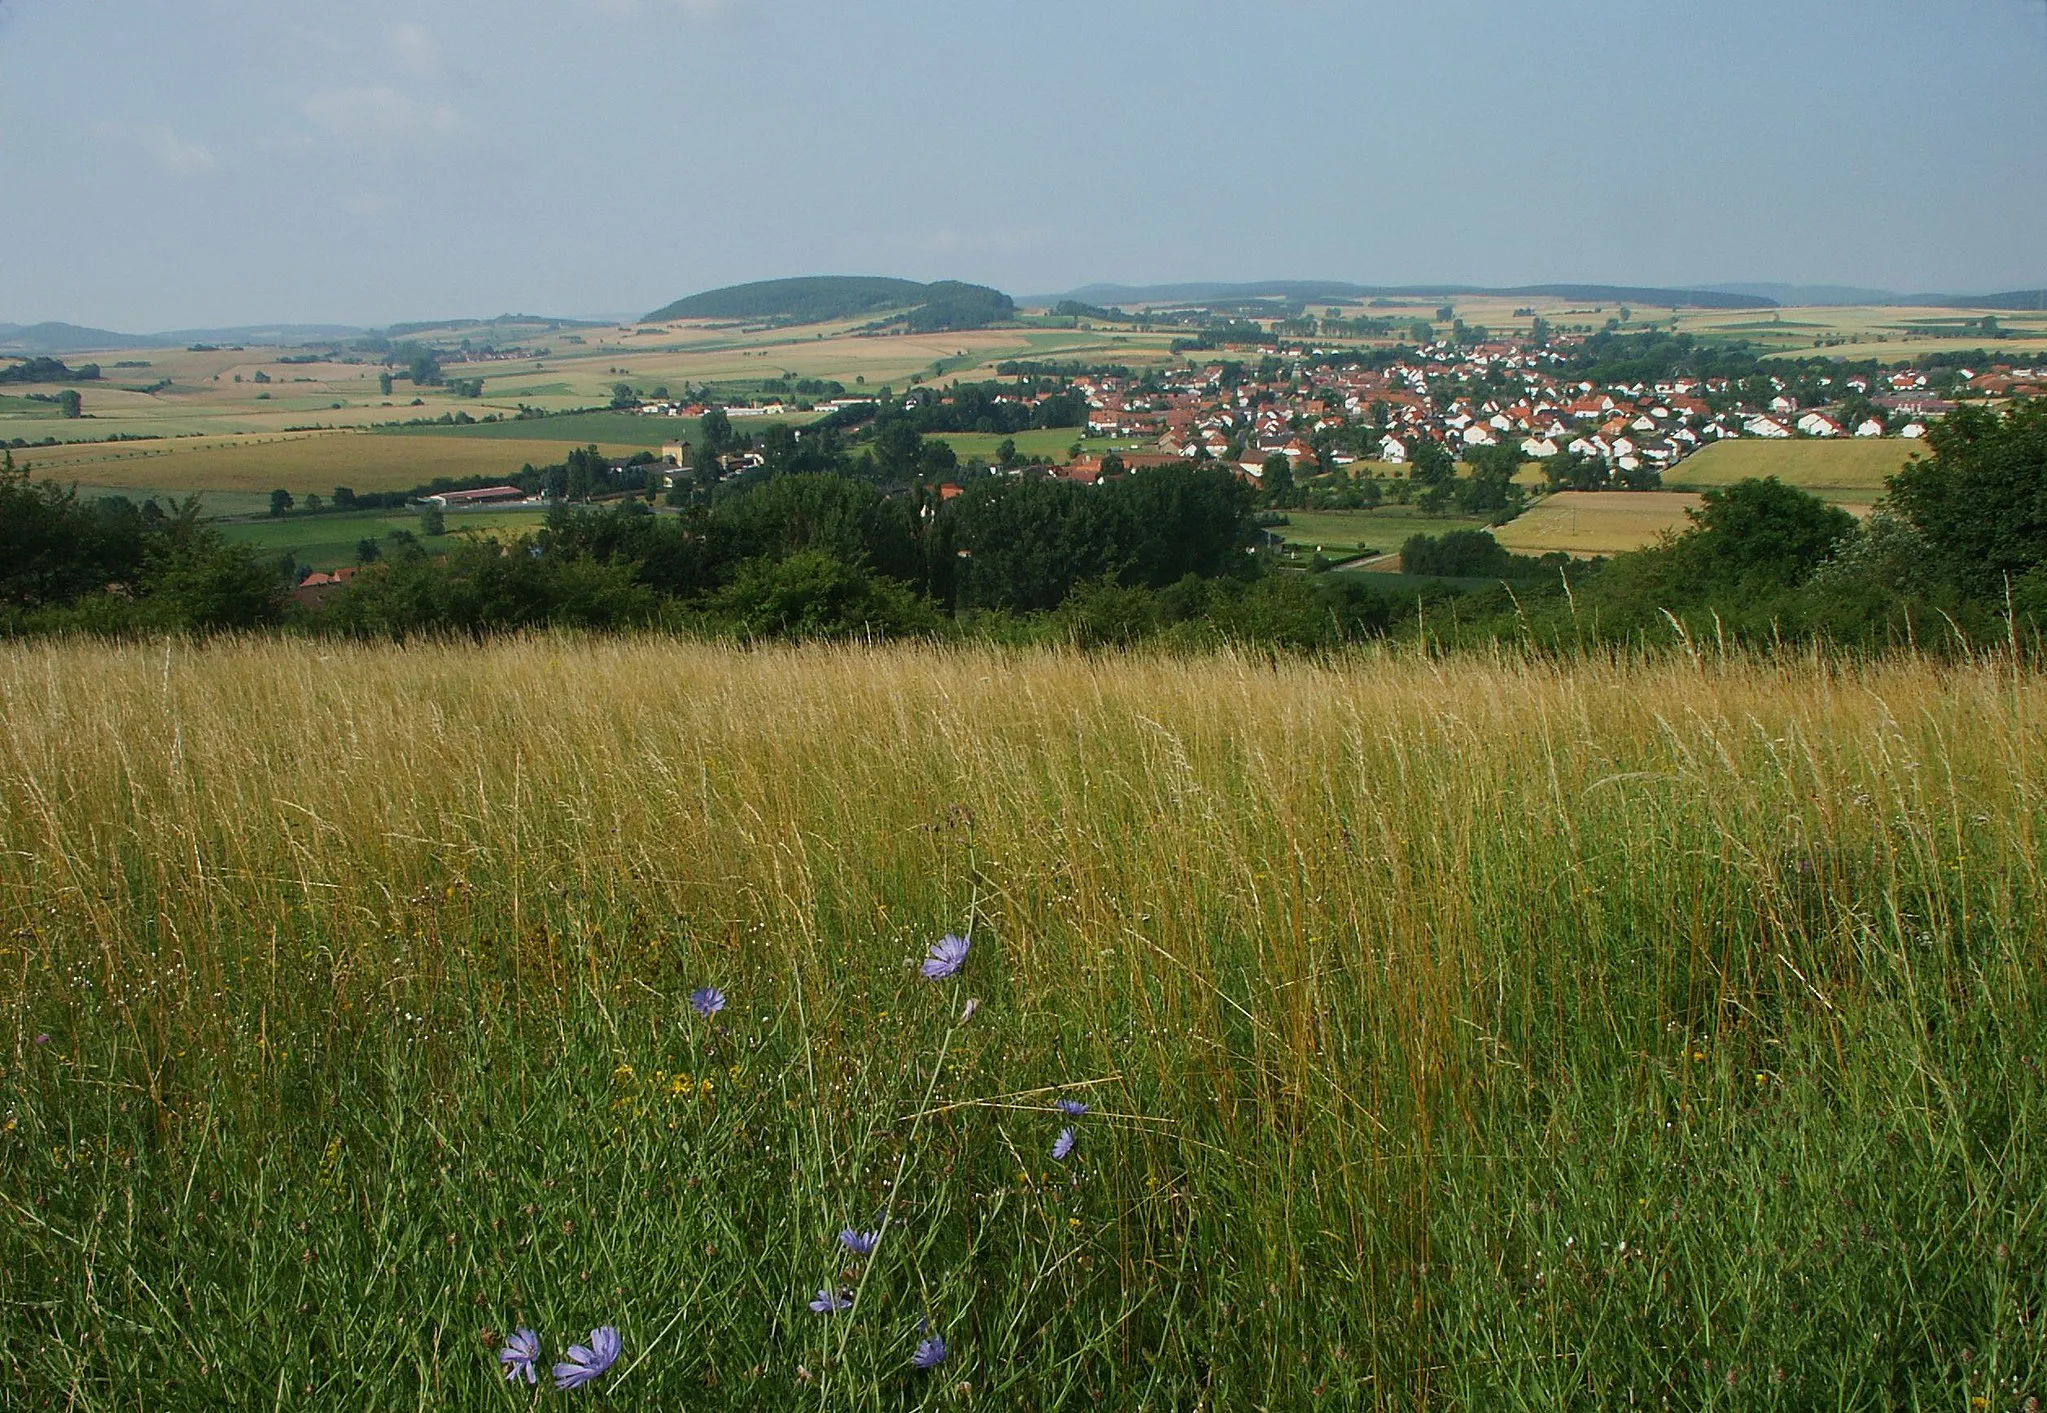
909,226,1050,258
98,122,219,176
581,0,744,23
302,86,462,145
391,22,440,78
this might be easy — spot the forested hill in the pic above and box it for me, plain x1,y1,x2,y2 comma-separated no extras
644,277,1016,330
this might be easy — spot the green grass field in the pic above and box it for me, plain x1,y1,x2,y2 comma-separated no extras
220,507,552,570
10,640,2038,1406
1273,506,1499,561
1668,439,1922,506
925,430,1152,463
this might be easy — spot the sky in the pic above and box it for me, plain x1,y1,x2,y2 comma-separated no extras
3,0,2045,331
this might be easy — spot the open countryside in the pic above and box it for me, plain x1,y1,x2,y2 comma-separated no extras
7,2,2047,1405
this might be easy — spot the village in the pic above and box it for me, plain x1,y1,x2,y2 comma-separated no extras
1060,339,2027,487
623,327,2045,497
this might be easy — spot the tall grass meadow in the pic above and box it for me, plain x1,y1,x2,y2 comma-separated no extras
1,636,2042,1408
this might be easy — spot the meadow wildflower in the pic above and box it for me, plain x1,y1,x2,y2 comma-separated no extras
689,987,726,1018
809,1288,853,1313
912,1332,949,1369
1052,1128,1077,1161
921,934,969,979
960,996,980,1023
498,1328,540,1385
34,1034,48,1046
1057,1099,1089,1117
552,1326,620,1391
839,1229,881,1257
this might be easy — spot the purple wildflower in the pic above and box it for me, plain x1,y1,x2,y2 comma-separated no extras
689,987,726,1018
1052,1127,1077,1161
912,1332,948,1369
1056,1099,1089,1117
34,1034,49,1046
838,1229,881,1257
809,1288,853,1314
552,1326,620,1391
921,934,970,980
498,1328,541,1385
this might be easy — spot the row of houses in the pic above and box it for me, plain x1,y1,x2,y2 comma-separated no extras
1055,336,1987,485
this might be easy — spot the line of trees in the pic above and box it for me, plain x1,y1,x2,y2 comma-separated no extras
5,401,2045,652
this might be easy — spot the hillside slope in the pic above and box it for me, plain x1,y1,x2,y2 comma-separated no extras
645,276,1014,329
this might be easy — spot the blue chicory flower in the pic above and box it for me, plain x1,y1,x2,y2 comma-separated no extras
1052,1127,1077,1161
912,1332,949,1369
921,934,970,980
1056,1099,1089,1117
809,1288,854,1313
689,987,726,1018
839,1229,881,1257
498,1327,541,1385
552,1325,621,1391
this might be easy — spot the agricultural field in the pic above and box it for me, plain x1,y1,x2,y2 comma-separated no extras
1492,490,1702,558
1667,438,1920,509
1673,303,2047,360
220,507,553,572
1272,505,1499,565
5,431,646,501
2,639,2042,1406
924,430,1151,464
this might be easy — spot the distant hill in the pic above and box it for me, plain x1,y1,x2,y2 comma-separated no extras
644,276,1016,329
384,314,608,339
1698,283,1901,307
0,322,161,354
1054,281,1777,311
1901,289,2047,312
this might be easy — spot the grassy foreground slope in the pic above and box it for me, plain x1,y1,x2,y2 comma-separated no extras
2,640,2043,1409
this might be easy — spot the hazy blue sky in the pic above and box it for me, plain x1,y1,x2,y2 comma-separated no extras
3,0,2044,329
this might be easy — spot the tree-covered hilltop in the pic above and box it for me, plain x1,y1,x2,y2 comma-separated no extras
644,277,1015,329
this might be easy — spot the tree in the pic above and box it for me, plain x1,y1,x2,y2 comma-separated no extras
996,438,1017,468
1888,400,2047,596
1458,444,1526,518
418,507,447,537
700,407,739,459
378,372,394,397
1676,477,1855,592
333,486,358,510
58,389,82,418
564,445,609,501
1409,438,1456,489
357,538,382,564
269,488,295,517
610,382,638,410
1262,454,1295,505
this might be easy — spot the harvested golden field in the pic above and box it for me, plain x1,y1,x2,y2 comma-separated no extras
7,429,645,497
1493,489,1701,557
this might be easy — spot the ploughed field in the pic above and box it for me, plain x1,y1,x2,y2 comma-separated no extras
2,639,2043,1408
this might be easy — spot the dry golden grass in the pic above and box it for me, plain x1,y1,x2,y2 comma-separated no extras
1493,490,1701,557
3,636,2044,1404
8,430,643,496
